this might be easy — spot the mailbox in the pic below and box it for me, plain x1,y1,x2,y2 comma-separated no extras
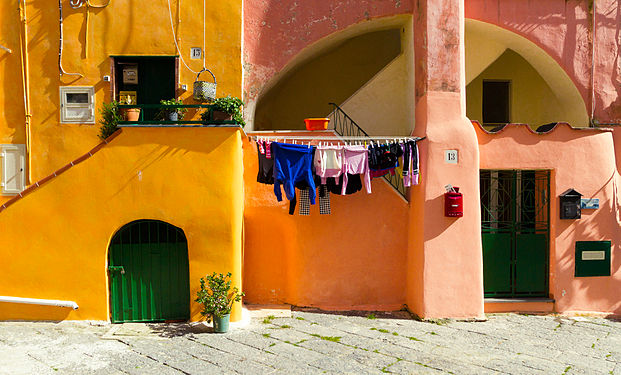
560,188,582,219
444,187,463,217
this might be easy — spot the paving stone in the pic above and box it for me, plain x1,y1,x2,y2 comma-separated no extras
1,313,621,374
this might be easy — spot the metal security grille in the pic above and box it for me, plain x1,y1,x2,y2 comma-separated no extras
108,220,190,323
480,170,550,298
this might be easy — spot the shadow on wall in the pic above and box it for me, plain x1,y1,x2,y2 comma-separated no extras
254,29,402,130
554,175,621,315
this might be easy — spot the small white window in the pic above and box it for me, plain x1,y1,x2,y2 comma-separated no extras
1,144,25,195
60,86,95,124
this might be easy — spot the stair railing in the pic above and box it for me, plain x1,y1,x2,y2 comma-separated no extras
327,102,407,200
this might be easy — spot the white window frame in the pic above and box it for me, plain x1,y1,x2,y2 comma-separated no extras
60,86,95,124
1,144,25,195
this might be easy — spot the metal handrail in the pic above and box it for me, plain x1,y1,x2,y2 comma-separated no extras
327,103,408,200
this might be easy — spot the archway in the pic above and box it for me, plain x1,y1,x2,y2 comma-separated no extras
251,15,415,136
108,220,190,323
465,19,589,128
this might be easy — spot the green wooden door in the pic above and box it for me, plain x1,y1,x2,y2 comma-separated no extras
108,220,190,323
480,170,550,298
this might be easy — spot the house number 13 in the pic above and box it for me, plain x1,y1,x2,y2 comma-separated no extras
445,150,458,164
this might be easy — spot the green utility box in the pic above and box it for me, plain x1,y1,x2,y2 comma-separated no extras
575,241,611,277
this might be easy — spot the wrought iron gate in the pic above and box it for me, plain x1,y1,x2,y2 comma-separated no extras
480,170,550,298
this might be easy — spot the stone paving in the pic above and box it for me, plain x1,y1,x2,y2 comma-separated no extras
1,310,621,374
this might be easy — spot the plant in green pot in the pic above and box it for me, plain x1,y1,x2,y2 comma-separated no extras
201,95,245,126
156,98,188,121
98,100,122,140
195,272,244,333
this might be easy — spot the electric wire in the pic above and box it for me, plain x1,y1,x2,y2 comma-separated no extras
58,0,82,77
166,0,206,74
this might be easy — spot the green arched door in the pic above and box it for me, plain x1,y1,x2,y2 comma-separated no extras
108,220,190,323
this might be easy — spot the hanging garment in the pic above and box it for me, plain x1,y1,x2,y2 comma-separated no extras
296,185,330,216
368,143,403,171
326,173,362,195
313,145,343,184
272,142,317,204
341,145,371,195
256,142,274,184
403,140,420,187
298,188,311,215
319,185,331,215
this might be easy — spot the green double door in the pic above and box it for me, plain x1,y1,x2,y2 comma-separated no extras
480,170,550,298
108,220,190,323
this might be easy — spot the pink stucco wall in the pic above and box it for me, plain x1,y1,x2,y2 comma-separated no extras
243,0,413,102
465,0,621,123
475,121,621,315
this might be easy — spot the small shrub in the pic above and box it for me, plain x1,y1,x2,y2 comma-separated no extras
98,101,122,140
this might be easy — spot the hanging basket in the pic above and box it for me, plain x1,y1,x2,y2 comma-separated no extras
193,68,217,102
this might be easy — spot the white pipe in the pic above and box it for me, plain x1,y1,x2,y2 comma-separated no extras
0,296,79,310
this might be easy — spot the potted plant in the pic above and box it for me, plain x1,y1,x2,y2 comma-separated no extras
201,95,245,126
156,98,188,121
98,101,123,140
195,272,244,333
118,95,141,122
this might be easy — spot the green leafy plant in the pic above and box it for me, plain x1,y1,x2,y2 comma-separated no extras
98,101,122,140
195,272,244,320
201,95,245,126
156,98,188,120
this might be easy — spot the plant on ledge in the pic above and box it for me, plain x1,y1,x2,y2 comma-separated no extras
156,98,188,121
98,101,122,140
201,95,245,126
195,272,244,333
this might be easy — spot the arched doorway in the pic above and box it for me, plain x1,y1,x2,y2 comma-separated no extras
108,220,190,323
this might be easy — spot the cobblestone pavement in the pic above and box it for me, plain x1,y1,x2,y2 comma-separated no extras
1,310,621,374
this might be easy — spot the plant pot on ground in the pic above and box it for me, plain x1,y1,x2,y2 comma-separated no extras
156,98,188,122
201,95,245,126
195,272,244,333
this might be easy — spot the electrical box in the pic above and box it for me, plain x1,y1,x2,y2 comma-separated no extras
575,241,611,277
444,186,463,217
560,188,582,219
122,65,138,84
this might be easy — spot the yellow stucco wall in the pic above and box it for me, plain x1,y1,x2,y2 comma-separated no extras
0,127,244,322
466,49,566,129
0,0,242,205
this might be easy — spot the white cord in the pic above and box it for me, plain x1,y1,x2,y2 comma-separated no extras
167,0,204,74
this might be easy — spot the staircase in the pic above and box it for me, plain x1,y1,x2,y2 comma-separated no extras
327,103,408,199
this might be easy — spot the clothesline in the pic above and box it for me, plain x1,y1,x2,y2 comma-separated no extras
249,135,426,142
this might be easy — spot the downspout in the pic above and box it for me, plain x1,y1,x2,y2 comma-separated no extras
18,0,31,185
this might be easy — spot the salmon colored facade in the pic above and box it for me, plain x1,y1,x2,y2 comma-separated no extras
1,0,621,323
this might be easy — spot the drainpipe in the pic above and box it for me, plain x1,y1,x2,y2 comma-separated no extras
18,0,31,185
0,296,78,310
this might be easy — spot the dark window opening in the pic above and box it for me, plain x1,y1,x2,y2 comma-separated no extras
483,80,510,125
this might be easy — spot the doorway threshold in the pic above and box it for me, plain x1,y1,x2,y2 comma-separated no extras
484,298,555,314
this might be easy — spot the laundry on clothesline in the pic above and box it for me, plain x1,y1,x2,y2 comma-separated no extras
252,136,423,216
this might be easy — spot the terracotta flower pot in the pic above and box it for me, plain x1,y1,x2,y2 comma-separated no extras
123,108,141,122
